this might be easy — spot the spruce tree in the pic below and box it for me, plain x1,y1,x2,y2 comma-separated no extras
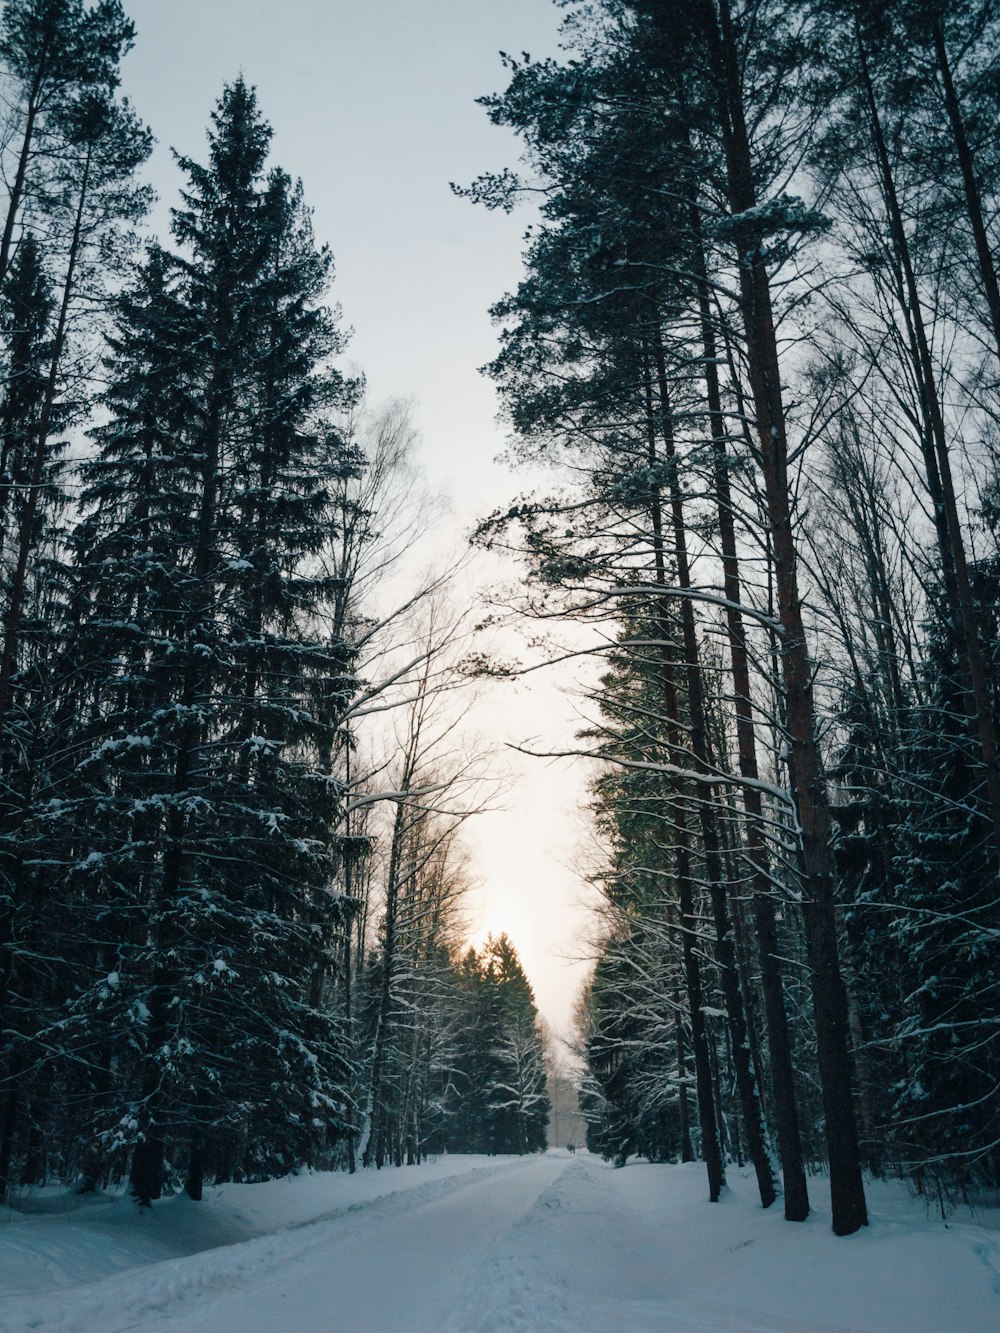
62,81,360,1204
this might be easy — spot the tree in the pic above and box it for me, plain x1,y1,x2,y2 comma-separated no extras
463,0,870,1230
46,80,361,1205
0,0,137,285
0,20,150,1203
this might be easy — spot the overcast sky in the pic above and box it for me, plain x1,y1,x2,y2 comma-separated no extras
116,0,597,1038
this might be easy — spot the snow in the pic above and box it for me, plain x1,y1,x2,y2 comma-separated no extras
0,1154,997,1332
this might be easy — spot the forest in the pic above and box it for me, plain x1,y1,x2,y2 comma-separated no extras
0,0,998,1257
0,0,549,1211
466,0,1000,1237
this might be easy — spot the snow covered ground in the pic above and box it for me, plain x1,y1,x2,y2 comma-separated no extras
1,1152,998,1331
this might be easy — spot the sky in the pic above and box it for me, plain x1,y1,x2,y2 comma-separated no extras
116,0,598,1038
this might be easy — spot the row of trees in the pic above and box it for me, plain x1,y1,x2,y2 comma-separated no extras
348,635,549,1170
0,0,548,1206
466,0,1000,1234
358,925,549,1167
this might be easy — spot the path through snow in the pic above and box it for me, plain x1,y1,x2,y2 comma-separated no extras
1,1152,998,1331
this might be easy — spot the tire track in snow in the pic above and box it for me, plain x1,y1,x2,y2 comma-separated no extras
0,1158,533,1333
129,1152,571,1333
445,1155,869,1333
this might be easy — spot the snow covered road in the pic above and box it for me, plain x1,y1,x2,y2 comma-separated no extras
2,1152,998,1331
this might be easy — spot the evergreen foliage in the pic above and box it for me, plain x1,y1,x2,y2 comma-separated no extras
449,935,549,1156
0,18,547,1200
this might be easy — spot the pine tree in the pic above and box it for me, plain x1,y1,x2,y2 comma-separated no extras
464,0,868,1230
0,0,138,285
0,41,150,1203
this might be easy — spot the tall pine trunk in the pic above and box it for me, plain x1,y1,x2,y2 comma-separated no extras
649,338,777,1209
930,17,1000,368
690,210,809,1220
854,16,1000,858
700,0,867,1234
359,797,407,1168
642,355,725,1202
0,144,92,723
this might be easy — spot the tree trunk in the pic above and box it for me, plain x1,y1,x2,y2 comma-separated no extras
0,1085,19,1205
650,341,777,1209
185,1133,204,1201
0,79,41,287
690,209,810,1220
642,358,725,1202
674,981,693,1162
0,144,92,723
342,905,357,1174
699,0,868,1234
361,798,407,1168
930,18,1000,366
854,16,1000,856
